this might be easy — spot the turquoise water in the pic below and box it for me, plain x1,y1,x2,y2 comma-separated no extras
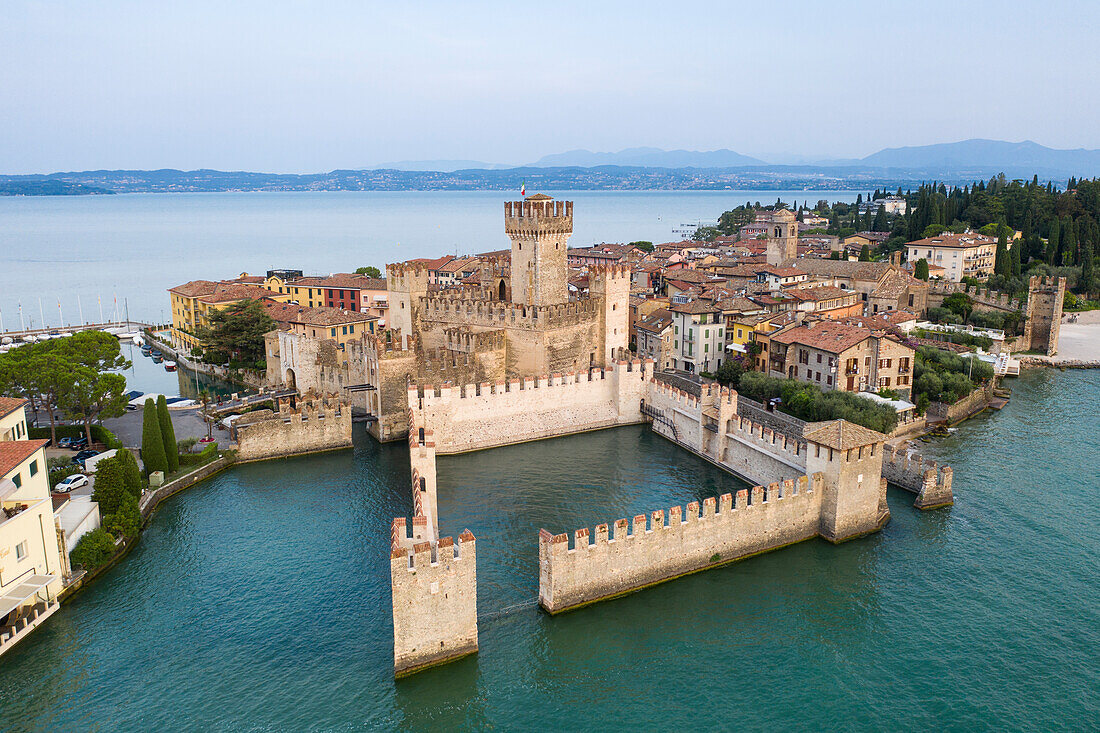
0,189,858,325
1,369,1098,730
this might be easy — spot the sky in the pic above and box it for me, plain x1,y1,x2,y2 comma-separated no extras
2,0,1098,174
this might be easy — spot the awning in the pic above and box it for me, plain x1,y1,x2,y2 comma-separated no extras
725,342,747,353
0,574,56,619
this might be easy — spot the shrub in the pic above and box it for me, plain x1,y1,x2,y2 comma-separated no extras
70,528,117,570
735,372,897,433
156,395,179,473
104,493,142,539
29,424,122,449
178,436,199,454
140,399,168,476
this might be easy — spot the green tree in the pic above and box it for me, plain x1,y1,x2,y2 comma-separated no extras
914,258,930,281
628,241,655,252
354,266,382,278
942,292,974,321
56,332,130,445
140,399,169,476
872,205,887,232
1061,216,1076,266
116,448,143,499
1081,246,1096,298
70,527,117,569
994,232,1008,277
156,395,179,472
104,493,141,539
692,226,720,242
0,340,76,445
91,455,127,515
1046,217,1060,264
197,299,276,365
858,244,871,261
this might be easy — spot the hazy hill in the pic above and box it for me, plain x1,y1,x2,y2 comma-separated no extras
859,139,1100,173
530,147,765,168
364,159,508,171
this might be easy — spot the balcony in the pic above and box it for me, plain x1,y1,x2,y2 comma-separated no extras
0,576,59,659
845,367,860,375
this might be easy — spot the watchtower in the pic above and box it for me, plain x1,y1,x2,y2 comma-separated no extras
505,194,573,306
766,208,799,266
804,419,889,543
1023,275,1066,356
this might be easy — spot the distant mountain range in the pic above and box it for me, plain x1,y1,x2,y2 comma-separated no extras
4,140,1099,195
527,147,765,168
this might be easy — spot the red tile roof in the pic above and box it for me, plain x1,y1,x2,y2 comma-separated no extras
0,397,28,420
0,439,48,477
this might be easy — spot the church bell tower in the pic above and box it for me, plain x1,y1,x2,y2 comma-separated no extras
766,208,799,265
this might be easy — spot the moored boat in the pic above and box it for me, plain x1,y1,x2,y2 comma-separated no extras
164,360,177,371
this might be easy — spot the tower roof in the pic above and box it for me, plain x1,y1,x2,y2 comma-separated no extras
525,193,553,201
803,419,886,450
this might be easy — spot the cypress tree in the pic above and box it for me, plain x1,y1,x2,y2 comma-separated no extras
1062,216,1076,266
156,395,179,472
1081,247,1094,298
914,258,930,281
995,232,1008,277
1047,218,1060,264
140,399,168,476
117,448,143,498
859,244,871,262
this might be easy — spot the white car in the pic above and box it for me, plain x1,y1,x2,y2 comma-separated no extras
53,474,89,493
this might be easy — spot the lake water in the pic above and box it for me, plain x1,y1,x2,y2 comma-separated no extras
1,368,1097,730
0,190,858,327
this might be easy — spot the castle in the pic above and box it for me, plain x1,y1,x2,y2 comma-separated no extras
266,195,630,442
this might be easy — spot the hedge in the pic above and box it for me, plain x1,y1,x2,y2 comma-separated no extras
30,424,123,449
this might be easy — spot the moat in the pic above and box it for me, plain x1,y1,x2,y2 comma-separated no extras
1,369,1097,730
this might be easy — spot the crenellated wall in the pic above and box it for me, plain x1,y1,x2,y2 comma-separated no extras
234,398,353,462
390,523,478,677
538,475,824,613
881,445,954,509
408,359,652,454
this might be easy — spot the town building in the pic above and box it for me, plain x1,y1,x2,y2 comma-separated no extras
635,308,674,371
767,320,914,396
168,280,292,353
669,300,724,374
906,232,998,282
0,399,66,658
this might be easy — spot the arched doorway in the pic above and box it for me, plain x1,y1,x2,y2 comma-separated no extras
285,368,296,390
498,279,507,301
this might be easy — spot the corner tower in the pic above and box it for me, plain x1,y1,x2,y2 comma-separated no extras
766,208,799,265
505,194,573,306
1023,275,1066,356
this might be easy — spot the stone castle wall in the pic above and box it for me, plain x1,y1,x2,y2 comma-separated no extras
926,280,1026,314
390,522,478,677
538,474,824,614
408,359,651,454
881,445,954,509
234,399,353,462
1023,275,1065,356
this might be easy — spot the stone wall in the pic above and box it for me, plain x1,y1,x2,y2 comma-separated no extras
926,280,1026,313
234,399,353,462
881,445,954,509
1023,276,1065,355
409,359,652,454
927,380,993,424
538,475,824,613
390,522,478,677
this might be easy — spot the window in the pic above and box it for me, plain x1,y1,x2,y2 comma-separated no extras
15,541,27,561
342,326,348,335
816,354,822,364
717,329,722,337
737,329,743,339
330,328,337,337
12,472,21,487
29,459,38,476
704,343,709,352
704,329,709,338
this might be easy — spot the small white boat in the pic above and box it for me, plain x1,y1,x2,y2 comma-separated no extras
1,336,12,345
22,335,37,343
59,332,72,338
132,335,145,347
117,332,140,341
164,360,177,371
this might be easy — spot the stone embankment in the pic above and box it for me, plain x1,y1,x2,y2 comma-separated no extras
234,398,352,462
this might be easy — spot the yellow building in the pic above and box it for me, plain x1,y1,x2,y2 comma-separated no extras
169,280,291,353
263,303,379,363
0,398,66,657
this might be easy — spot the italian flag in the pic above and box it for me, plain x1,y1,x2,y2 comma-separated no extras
521,180,526,197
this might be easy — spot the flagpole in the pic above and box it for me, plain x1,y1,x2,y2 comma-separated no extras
78,294,84,326
39,298,45,331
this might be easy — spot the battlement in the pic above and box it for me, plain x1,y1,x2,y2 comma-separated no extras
408,359,652,454
443,326,506,353
235,397,353,462
881,445,954,509
504,197,574,235
419,293,601,329
1029,275,1065,291
387,261,431,279
538,474,824,613
588,263,632,280
927,279,1026,310
369,330,418,357
390,520,478,677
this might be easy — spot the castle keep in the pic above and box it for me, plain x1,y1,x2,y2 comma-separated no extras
266,195,630,443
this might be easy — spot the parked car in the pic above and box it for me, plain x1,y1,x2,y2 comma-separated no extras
69,436,89,450
58,436,74,448
72,449,98,466
52,474,89,493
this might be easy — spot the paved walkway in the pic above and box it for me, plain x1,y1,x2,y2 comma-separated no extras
103,407,231,450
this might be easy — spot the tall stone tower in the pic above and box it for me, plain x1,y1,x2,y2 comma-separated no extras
804,420,889,543
589,264,631,363
505,194,573,306
1023,275,1066,356
386,262,431,342
766,208,799,265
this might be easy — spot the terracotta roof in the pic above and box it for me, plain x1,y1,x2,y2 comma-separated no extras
637,308,674,333
770,321,872,353
0,439,48,477
0,397,28,420
525,193,553,201
784,286,852,302
803,420,886,450
263,302,378,328
670,299,719,315
785,258,895,282
758,266,807,278
169,280,220,297
197,284,272,305
906,232,996,250
289,273,385,289
715,297,763,314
